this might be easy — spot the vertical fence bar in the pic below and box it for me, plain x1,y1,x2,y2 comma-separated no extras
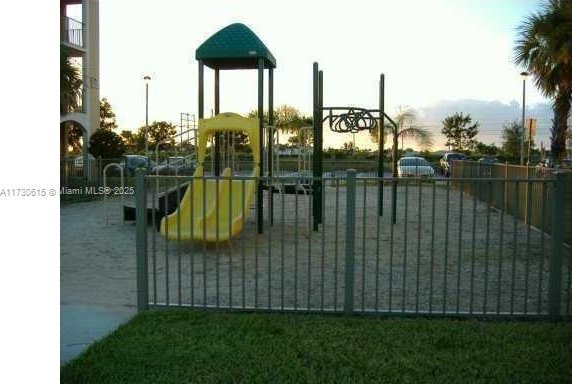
470,180,477,314
294,183,299,310
241,180,246,308
537,181,547,314
177,177,182,306
229,176,233,309
344,169,357,314
510,181,519,315
164,179,170,306
215,179,220,307
548,172,565,320
389,176,395,311
375,178,382,312
321,178,326,312
203,177,207,308
151,176,157,305
496,178,505,315
135,169,148,312
334,179,340,311
443,180,450,313
403,180,409,312
281,180,285,311
190,179,194,307
268,178,273,310
483,181,492,314
456,181,463,314
429,180,436,313
524,177,532,314
362,180,367,312
307,179,313,311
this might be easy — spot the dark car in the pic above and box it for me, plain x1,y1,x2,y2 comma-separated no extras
151,156,196,176
120,155,155,176
478,156,498,165
440,152,467,177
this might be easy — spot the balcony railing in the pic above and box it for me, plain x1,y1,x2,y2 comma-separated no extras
61,16,83,48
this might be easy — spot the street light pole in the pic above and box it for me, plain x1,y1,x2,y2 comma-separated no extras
520,71,528,165
144,75,151,155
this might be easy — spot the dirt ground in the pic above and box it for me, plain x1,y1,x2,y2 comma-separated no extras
61,183,571,315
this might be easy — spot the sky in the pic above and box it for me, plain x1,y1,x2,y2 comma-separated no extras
68,0,555,150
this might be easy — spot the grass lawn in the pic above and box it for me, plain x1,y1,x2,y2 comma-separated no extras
61,310,572,384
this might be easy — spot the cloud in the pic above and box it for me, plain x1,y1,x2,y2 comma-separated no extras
415,99,553,148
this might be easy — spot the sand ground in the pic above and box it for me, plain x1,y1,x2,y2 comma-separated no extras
61,182,571,315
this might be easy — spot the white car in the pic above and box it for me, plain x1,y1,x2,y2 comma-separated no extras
397,157,435,177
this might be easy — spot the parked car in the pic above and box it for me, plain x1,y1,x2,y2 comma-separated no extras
119,155,155,176
152,156,196,175
478,156,498,165
440,152,467,177
397,156,435,178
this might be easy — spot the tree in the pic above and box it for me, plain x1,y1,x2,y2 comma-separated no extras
514,0,572,162
89,129,125,159
474,141,501,156
120,130,141,152
60,45,83,156
100,98,118,131
441,112,479,152
370,107,433,176
248,105,312,136
501,120,534,161
60,45,81,115
137,121,177,150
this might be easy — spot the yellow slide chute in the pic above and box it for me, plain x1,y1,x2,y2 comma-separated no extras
159,113,259,241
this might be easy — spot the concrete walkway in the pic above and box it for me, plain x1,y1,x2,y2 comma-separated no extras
60,304,135,365
61,199,137,365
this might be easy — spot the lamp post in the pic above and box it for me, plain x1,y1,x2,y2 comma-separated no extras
144,75,151,155
520,71,528,165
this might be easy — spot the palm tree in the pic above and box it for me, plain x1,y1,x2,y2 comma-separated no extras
371,107,433,176
60,44,83,156
60,45,82,115
514,0,572,162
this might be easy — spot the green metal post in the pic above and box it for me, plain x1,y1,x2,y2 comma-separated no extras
135,169,148,312
312,62,320,231
548,172,565,319
317,70,323,225
214,68,220,176
269,68,274,226
378,74,384,216
344,169,357,314
198,61,204,120
257,58,264,233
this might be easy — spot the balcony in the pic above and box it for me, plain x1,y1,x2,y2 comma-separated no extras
61,16,84,49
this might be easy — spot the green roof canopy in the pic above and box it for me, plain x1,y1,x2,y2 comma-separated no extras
195,23,276,70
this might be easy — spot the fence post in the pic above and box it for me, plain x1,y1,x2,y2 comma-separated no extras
344,169,356,314
548,171,565,320
135,169,149,312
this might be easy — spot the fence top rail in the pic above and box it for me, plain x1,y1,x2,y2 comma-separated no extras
144,174,558,183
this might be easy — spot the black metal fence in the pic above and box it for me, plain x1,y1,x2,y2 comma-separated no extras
134,170,571,319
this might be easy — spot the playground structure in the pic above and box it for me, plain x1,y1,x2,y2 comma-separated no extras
136,23,402,241
160,113,260,241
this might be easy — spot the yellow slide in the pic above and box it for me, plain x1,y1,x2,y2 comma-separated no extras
159,113,260,241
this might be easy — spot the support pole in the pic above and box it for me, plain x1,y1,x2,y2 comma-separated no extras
269,68,274,226
318,70,323,225
378,73,385,216
214,68,220,176
257,58,264,233
312,62,320,231
198,62,204,120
